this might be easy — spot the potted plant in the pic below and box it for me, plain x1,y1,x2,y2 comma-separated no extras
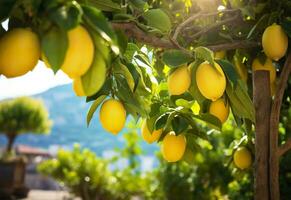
0,97,51,198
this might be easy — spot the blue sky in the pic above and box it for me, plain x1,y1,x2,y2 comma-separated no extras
0,21,72,100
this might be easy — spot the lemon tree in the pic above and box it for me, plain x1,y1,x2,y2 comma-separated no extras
1,0,291,199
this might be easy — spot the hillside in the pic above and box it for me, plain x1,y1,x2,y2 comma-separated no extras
0,84,158,159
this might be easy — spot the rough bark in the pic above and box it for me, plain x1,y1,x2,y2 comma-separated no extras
253,71,271,200
270,53,291,200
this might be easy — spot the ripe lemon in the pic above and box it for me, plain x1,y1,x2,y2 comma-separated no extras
141,120,162,144
99,99,126,135
0,28,40,78
44,25,94,78
252,58,276,83
73,78,85,97
167,65,191,95
262,24,288,61
209,98,229,123
196,62,226,101
161,132,186,162
233,57,248,82
214,51,226,59
233,147,252,170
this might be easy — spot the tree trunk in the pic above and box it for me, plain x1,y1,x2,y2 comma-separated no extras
6,133,16,153
253,71,271,200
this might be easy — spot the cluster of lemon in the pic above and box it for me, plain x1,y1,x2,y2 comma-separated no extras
0,26,94,81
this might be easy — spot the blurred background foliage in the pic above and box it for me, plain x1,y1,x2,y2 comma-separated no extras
37,116,258,200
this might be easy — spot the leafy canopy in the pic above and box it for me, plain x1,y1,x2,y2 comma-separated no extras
0,97,51,135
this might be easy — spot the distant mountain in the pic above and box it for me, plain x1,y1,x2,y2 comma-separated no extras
0,84,158,158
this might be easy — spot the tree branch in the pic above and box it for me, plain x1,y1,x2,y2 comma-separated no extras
278,138,291,157
269,53,291,200
111,22,176,49
111,22,260,52
270,53,291,156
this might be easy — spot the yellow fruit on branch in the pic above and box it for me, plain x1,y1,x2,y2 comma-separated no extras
262,24,288,61
161,132,186,162
252,58,276,83
233,147,252,170
167,65,191,95
209,98,230,123
141,120,162,144
73,78,85,97
99,99,126,135
214,51,226,60
196,62,226,101
43,25,94,78
0,28,40,78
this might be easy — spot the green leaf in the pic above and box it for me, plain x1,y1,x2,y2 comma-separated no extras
130,0,149,10
82,5,119,54
194,47,214,67
247,14,268,39
134,53,152,67
124,43,139,61
194,113,222,130
226,80,255,122
162,50,193,68
282,18,291,38
155,113,169,130
86,78,112,102
216,59,238,89
0,0,17,22
41,26,68,73
87,0,121,12
49,2,83,30
143,9,171,33
124,63,140,92
115,74,143,114
171,116,188,134
87,95,106,126
115,30,128,54
81,53,107,96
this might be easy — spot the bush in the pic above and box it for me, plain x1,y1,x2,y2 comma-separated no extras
38,145,114,200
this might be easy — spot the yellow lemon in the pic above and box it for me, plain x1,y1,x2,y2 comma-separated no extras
73,78,85,97
141,120,162,144
233,57,248,82
214,51,226,59
196,62,226,101
99,99,126,135
43,25,94,78
161,132,186,162
233,147,252,170
252,58,276,83
167,65,191,95
0,28,40,78
262,24,288,61
209,98,229,123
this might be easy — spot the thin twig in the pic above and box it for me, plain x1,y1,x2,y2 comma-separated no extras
207,40,260,51
278,138,291,157
172,9,239,40
188,13,240,40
